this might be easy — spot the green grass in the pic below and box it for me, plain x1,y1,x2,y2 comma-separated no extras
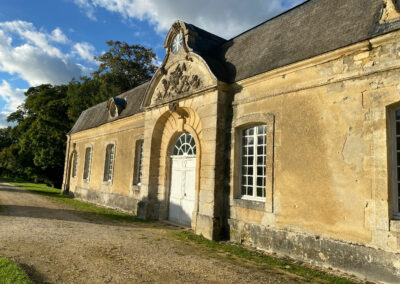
0,177,142,223
0,256,31,284
172,231,357,284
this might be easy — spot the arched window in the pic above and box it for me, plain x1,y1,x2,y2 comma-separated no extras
172,133,196,156
391,108,400,218
103,144,115,182
133,140,144,185
83,147,92,181
240,125,267,199
71,152,78,178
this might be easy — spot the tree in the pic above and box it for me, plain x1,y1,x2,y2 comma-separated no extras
0,40,157,187
94,40,157,94
2,84,72,187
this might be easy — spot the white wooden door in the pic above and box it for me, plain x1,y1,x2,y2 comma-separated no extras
169,133,197,226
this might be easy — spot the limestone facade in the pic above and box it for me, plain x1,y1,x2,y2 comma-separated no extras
62,1,400,282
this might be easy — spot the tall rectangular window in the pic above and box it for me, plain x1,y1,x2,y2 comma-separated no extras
393,109,400,217
103,144,115,182
240,125,266,200
133,140,144,185
72,152,78,178
83,147,92,181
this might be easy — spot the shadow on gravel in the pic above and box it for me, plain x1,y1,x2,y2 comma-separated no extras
19,263,48,284
0,187,34,194
0,204,153,228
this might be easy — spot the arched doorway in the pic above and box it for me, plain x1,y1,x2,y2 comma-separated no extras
169,132,196,226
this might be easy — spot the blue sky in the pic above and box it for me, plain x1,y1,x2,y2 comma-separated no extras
0,0,305,127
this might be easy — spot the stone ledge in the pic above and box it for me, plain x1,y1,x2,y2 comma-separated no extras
390,219,400,233
232,198,265,211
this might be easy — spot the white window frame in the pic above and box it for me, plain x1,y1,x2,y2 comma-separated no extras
103,143,116,183
83,146,93,181
239,125,267,202
391,108,400,219
71,151,78,178
133,139,144,186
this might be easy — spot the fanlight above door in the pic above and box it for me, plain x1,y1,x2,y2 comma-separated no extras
172,133,196,156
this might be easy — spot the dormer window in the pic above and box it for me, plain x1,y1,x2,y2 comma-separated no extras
172,33,183,54
107,97,127,118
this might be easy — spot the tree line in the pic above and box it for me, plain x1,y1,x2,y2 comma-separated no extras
0,41,157,188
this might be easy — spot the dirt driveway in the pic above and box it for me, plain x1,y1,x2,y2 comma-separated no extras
0,182,313,283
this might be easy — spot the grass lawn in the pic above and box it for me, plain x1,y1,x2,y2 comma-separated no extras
0,177,141,223
0,256,31,284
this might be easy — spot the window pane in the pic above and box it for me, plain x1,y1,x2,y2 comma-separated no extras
257,125,266,134
257,187,263,197
241,186,247,195
248,167,253,176
397,122,400,134
248,146,254,155
396,110,400,119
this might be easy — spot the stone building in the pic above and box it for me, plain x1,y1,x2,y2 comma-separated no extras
62,0,400,282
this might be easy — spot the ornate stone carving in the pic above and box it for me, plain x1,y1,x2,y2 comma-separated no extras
154,63,202,103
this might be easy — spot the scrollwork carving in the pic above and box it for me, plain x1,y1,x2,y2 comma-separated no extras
154,63,202,104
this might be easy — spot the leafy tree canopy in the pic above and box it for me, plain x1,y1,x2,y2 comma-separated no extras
0,40,157,187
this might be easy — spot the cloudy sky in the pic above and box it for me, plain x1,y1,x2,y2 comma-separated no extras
0,0,305,127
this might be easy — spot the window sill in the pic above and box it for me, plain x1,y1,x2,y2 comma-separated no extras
390,219,400,233
233,198,265,211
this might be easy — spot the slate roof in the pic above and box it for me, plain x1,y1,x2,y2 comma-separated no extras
70,0,400,134
212,0,400,82
68,82,149,134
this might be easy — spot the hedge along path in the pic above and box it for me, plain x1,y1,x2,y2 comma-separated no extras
0,180,357,283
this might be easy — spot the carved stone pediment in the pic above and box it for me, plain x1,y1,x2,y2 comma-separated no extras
149,60,212,106
153,63,201,104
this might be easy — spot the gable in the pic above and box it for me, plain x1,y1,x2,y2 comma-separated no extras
142,21,219,109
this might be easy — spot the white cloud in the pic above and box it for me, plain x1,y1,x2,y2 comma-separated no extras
72,42,96,62
73,0,97,20
74,0,305,38
0,80,25,114
50,27,68,44
0,21,88,86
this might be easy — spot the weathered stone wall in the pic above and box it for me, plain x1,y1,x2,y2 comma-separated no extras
228,29,400,282
64,113,145,213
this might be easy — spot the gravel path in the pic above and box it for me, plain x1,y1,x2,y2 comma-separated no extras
0,182,303,283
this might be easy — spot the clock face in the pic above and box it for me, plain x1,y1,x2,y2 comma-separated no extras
172,33,183,54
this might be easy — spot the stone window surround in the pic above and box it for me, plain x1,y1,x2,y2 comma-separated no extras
82,144,93,183
232,113,275,213
102,141,117,185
